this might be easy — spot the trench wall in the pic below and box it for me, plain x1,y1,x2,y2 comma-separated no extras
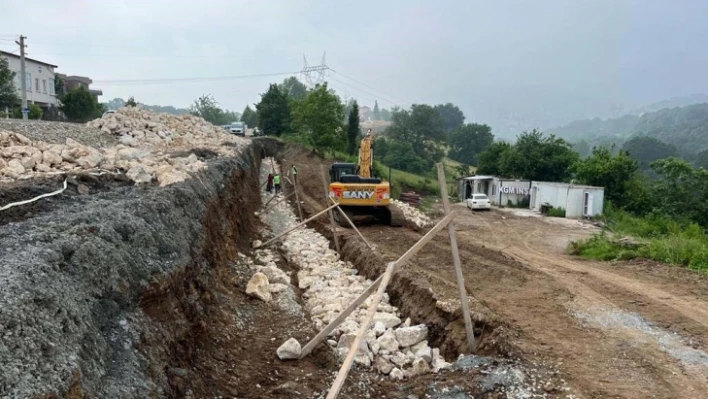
0,146,262,398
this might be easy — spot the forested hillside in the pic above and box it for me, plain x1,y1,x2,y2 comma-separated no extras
548,102,708,155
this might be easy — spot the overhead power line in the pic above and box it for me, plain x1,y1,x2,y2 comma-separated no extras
328,66,414,105
94,71,299,86
327,76,401,107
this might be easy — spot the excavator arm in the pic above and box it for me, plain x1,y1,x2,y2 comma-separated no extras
358,132,374,178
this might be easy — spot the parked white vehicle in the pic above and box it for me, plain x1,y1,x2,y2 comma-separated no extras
466,194,491,210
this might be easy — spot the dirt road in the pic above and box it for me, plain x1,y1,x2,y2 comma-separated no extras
357,205,708,398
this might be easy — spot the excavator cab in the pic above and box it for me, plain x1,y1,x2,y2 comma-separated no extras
329,162,382,184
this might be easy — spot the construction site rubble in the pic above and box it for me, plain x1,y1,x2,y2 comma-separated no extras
0,106,247,186
391,199,432,228
257,158,451,379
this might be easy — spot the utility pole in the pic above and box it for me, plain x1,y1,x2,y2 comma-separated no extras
15,35,28,120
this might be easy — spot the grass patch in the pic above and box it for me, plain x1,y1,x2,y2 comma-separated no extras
569,210,708,272
547,207,566,218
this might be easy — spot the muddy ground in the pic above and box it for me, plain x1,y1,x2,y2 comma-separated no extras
278,143,708,399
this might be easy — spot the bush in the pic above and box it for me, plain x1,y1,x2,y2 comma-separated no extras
548,207,566,218
570,209,708,272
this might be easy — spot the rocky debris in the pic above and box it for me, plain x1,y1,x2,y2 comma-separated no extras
0,119,117,148
390,367,404,381
407,358,431,377
392,199,432,228
257,158,450,379
276,338,302,360
1,107,247,185
394,324,428,347
257,265,291,285
246,272,271,302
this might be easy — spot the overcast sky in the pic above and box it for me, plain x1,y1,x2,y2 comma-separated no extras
2,0,707,134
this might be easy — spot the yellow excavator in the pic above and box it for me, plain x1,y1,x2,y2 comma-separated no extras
328,129,404,226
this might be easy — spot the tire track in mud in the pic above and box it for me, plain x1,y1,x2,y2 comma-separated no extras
490,216,708,397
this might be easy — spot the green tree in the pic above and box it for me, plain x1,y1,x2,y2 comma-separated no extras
189,94,235,125
434,103,465,133
621,136,678,171
385,104,446,171
500,129,578,181
241,105,258,127
125,96,137,107
60,86,106,122
448,123,494,165
651,158,708,227
256,84,291,136
279,76,308,100
694,149,708,170
379,108,391,121
477,141,512,176
291,83,345,153
54,75,65,97
373,100,381,120
346,100,361,155
383,141,428,174
573,146,650,213
0,55,19,110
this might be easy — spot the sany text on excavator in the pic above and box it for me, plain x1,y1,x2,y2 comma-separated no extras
328,129,404,226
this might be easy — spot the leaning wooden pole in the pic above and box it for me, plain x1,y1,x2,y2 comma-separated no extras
328,197,375,250
320,165,341,253
325,262,396,399
285,176,304,221
298,211,456,360
436,163,476,352
262,191,296,211
255,202,339,248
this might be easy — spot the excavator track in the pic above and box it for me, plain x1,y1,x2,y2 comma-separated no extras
387,202,405,227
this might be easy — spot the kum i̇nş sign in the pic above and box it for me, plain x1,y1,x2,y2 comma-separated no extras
500,186,530,195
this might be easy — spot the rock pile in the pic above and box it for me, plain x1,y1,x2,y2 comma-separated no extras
0,107,247,186
86,106,244,155
392,199,432,228
258,159,450,379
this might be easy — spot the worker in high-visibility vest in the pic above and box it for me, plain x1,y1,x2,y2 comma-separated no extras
273,173,281,194
291,165,297,182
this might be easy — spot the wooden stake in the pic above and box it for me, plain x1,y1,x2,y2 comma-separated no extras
436,163,476,353
326,262,396,399
255,202,339,248
320,164,341,253
327,197,375,250
285,176,304,221
261,191,296,214
298,211,456,360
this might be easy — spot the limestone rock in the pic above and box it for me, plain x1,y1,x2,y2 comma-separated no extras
408,358,430,376
372,312,402,329
389,367,404,381
373,321,386,336
246,272,271,302
414,344,432,363
276,338,301,360
376,330,400,353
337,333,372,367
127,165,153,184
42,150,62,166
390,351,411,367
394,325,428,347
257,265,290,285
374,356,394,375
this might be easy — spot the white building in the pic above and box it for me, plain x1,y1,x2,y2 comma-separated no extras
1,51,59,109
458,176,531,206
529,181,604,218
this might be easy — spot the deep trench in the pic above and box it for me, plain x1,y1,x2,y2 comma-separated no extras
0,139,501,399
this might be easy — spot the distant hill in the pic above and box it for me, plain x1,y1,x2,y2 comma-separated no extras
630,94,708,116
548,102,708,155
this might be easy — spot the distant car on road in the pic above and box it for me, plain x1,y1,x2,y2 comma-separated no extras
228,122,246,136
102,110,116,118
466,194,491,210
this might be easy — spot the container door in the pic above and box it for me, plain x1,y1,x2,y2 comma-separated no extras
584,192,594,216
